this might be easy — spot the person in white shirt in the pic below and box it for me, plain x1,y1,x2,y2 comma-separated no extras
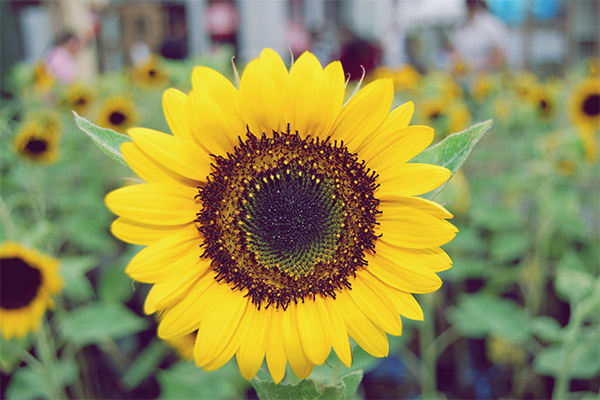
450,0,509,72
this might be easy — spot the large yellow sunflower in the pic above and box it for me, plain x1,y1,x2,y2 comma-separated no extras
570,77,600,129
0,242,63,339
106,49,456,383
97,95,138,133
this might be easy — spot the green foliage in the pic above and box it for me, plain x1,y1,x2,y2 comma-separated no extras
73,112,132,167
122,340,170,390
412,119,492,199
251,370,363,400
447,293,530,343
157,360,247,399
59,303,148,347
5,358,77,400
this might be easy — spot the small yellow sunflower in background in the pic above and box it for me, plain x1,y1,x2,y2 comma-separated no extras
373,65,421,92
529,85,557,120
132,56,170,89
511,70,539,99
0,242,63,339
106,49,456,383
448,101,471,133
97,95,138,133
569,77,600,129
61,83,97,115
427,71,464,100
13,120,61,164
31,61,55,94
470,73,493,102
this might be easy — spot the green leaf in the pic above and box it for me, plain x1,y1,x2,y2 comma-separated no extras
489,231,531,263
447,293,530,343
251,370,363,400
73,111,132,167
531,316,565,343
122,340,169,389
98,262,135,303
554,250,595,303
59,303,148,347
5,359,77,400
533,328,600,379
60,256,98,303
157,360,246,399
0,335,33,373
412,120,492,199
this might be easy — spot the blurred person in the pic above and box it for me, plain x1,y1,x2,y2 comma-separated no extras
285,20,312,59
337,27,381,81
206,0,239,51
44,31,82,84
160,17,188,60
449,0,508,73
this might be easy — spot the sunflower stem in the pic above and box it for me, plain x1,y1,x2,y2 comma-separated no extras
37,317,66,400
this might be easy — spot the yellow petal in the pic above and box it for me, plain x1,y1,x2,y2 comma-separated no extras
365,126,434,174
236,307,269,380
189,66,245,154
379,196,454,219
128,127,211,182
144,268,207,314
194,283,248,365
377,164,451,197
284,53,343,137
360,272,424,321
122,142,197,186
239,48,288,135
357,101,416,160
266,307,287,384
296,298,331,365
335,290,389,357
349,276,403,335
105,182,198,225
378,210,457,248
365,253,442,294
282,303,314,379
125,225,204,283
163,88,193,142
330,79,394,152
375,241,452,273
322,297,352,367
111,217,191,246
158,273,215,339
203,302,253,371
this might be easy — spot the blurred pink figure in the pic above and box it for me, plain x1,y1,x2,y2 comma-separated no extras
45,32,81,84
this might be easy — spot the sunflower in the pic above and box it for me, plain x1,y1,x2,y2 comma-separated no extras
106,49,456,383
470,73,493,102
132,56,170,89
97,95,138,133
61,83,97,115
32,61,55,94
570,77,600,129
373,65,421,92
0,242,63,339
13,120,61,164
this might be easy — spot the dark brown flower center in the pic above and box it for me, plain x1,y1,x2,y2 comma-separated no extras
0,257,42,310
582,93,600,117
109,111,126,126
197,129,380,309
25,138,48,155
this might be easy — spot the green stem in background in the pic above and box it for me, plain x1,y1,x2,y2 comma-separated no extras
551,296,597,400
0,196,17,240
37,317,66,400
419,294,438,399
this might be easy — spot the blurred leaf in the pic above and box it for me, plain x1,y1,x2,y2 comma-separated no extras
5,358,77,400
59,303,148,347
531,316,565,343
555,250,594,303
73,111,132,167
122,339,169,390
442,256,487,281
447,293,530,343
489,231,530,263
0,335,33,373
533,328,600,379
157,360,245,399
251,370,363,400
98,262,135,303
412,119,492,199
469,202,524,231
60,256,98,303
